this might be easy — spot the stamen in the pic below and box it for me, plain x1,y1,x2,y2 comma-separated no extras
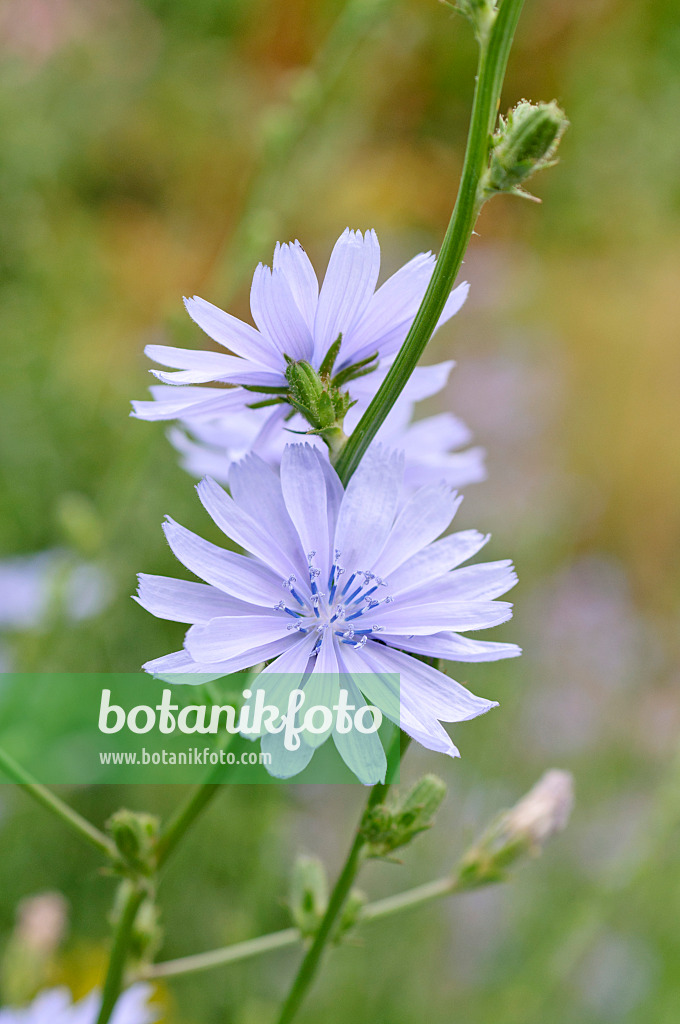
340,572,356,597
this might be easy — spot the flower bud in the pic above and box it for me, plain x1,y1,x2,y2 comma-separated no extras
456,769,574,888
500,768,574,850
332,888,366,945
482,100,569,200
361,774,447,858
106,809,160,879
451,0,496,42
289,855,328,939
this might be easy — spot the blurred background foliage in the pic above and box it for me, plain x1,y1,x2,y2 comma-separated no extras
1,0,679,1020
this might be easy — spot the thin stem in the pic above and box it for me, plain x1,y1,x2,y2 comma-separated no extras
140,867,475,981
142,928,300,980
95,884,147,1024
208,0,396,302
274,732,410,1024
334,0,526,486
0,746,116,859
156,747,235,869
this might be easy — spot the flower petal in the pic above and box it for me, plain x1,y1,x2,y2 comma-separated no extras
143,639,293,682
383,631,522,661
163,517,283,606
339,641,460,756
299,629,339,748
273,240,319,330
333,446,403,572
402,446,486,491
437,279,470,327
371,485,462,579
401,411,473,453
185,614,294,664
386,530,491,595
250,263,314,361
411,560,518,604
135,574,256,623
184,294,282,368
260,727,316,778
280,444,333,578
131,386,248,422
341,251,435,364
313,229,381,363
146,344,282,387
369,597,513,633
331,670,386,785
197,476,301,579
229,453,304,569
360,642,497,722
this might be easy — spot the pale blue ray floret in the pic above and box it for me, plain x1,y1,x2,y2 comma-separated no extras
136,445,520,785
0,985,157,1024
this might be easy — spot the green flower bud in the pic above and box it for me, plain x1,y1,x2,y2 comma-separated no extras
106,809,160,879
451,0,496,42
128,895,163,964
482,100,569,200
290,855,328,939
332,888,366,944
361,774,447,858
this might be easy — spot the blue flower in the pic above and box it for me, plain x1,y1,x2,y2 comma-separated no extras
132,228,468,422
0,985,157,1024
137,445,519,784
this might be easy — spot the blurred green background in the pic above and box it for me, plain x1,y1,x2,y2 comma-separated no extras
1,0,679,1020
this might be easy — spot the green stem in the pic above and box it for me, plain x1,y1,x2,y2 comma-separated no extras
274,732,410,1024
209,0,397,302
156,750,234,869
142,927,300,980
140,863,475,981
95,884,147,1024
0,746,116,859
334,0,526,486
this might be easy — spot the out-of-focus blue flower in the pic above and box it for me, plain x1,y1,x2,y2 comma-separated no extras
136,445,519,784
0,550,111,631
0,984,157,1024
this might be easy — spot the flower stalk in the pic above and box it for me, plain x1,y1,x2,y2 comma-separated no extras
94,883,148,1024
0,746,116,859
274,732,410,1024
334,0,528,486
140,767,573,983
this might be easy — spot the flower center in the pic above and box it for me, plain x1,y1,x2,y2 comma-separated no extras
275,550,393,653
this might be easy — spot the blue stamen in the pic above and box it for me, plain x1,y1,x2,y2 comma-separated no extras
340,572,356,596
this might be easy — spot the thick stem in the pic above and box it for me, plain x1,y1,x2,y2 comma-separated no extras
95,885,147,1024
0,746,116,859
334,0,526,486
274,732,410,1024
